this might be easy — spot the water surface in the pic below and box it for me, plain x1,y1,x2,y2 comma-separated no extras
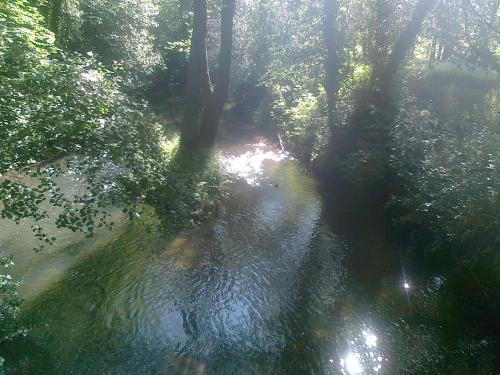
2,139,495,374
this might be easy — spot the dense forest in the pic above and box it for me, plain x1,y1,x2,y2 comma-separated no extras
0,0,498,373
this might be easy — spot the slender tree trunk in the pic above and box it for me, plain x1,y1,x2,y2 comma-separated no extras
437,43,444,61
199,0,236,146
429,36,437,61
182,0,210,148
323,0,341,131
182,0,236,149
373,0,435,108
363,0,435,186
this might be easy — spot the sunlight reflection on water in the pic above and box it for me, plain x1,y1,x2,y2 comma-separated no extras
340,352,363,374
337,325,385,374
223,141,288,185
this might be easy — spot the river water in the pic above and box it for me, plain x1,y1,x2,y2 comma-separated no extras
1,139,495,374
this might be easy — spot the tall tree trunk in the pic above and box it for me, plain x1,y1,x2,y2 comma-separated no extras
373,0,435,108
199,0,236,146
437,42,444,61
182,0,210,148
50,0,64,37
182,0,236,149
362,0,435,189
323,0,341,131
429,36,437,61
329,0,435,184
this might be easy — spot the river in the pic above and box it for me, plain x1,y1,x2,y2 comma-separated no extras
0,138,494,374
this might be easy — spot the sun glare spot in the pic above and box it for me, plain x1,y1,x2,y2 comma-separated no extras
340,352,363,374
224,142,287,185
335,324,385,374
363,330,378,348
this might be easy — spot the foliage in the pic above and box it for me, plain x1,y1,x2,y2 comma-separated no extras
1,0,226,245
0,0,169,250
0,257,25,371
0,0,56,65
389,64,499,263
377,67,499,371
230,0,330,161
0,6,222,363
423,0,499,70
147,143,224,236
57,0,161,75
271,90,329,162
149,0,191,101
49,0,192,97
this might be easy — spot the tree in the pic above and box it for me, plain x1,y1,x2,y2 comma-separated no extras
181,0,236,149
324,0,436,206
371,0,436,109
182,0,210,147
323,0,341,131
49,0,64,37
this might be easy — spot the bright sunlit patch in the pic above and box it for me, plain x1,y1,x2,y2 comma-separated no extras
81,69,100,82
403,281,410,290
224,141,287,185
340,352,363,374
363,330,377,348
335,324,386,374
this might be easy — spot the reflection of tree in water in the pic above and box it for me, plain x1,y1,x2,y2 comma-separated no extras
277,220,348,374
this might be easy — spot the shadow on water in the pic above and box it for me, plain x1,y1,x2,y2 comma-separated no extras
1,137,498,374
318,159,499,373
